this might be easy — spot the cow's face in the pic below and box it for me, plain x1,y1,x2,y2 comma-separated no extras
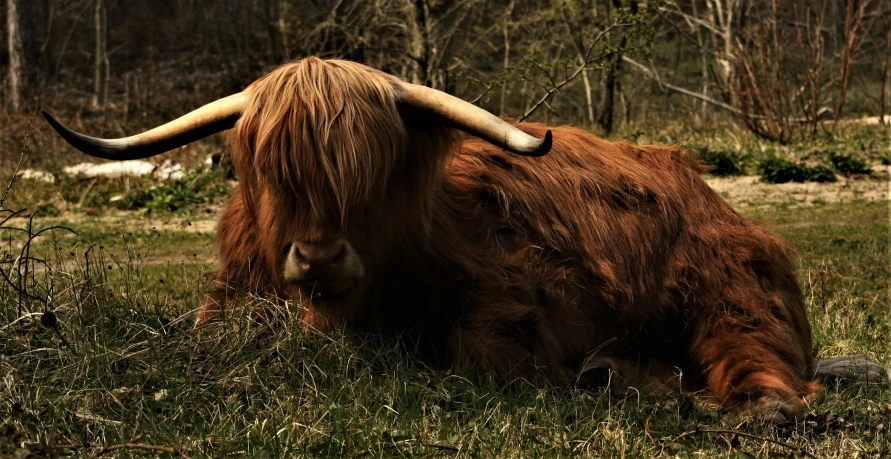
253,187,374,306
231,59,413,306
227,58,461,313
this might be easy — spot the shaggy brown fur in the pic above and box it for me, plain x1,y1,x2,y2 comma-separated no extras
197,57,821,420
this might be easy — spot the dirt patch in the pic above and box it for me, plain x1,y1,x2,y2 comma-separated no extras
23,209,219,234
24,254,217,273
705,168,890,209
12,173,889,240
4,209,220,270
777,220,852,229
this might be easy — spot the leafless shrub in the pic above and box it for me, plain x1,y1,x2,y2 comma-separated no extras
732,1,824,142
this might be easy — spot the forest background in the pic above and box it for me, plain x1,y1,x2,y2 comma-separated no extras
3,0,890,169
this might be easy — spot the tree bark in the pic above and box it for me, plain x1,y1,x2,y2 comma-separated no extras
265,0,285,63
40,0,57,79
91,0,107,110
598,52,623,134
598,0,635,135
560,1,595,126
881,26,891,124
7,0,36,111
405,0,431,86
705,0,740,101
691,0,709,123
834,0,873,124
499,0,516,116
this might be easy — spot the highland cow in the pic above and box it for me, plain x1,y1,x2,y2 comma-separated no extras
45,57,889,422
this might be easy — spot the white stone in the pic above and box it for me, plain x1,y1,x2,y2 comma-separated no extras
16,169,55,183
63,160,156,178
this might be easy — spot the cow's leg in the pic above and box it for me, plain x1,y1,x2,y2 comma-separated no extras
450,312,538,382
196,271,284,325
690,296,820,422
451,284,599,385
195,271,254,325
578,356,686,395
453,302,687,395
195,193,271,326
195,276,230,325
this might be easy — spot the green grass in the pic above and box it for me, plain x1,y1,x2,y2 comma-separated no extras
2,166,233,219
742,201,891,359
627,118,891,180
2,179,890,457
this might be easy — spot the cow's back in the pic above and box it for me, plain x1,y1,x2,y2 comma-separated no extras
439,122,811,387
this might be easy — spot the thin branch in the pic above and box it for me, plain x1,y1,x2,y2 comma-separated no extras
0,265,44,302
87,442,193,459
0,118,33,211
623,55,835,126
658,6,723,37
519,23,633,121
622,56,742,114
672,427,818,459
655,10,722,59
357,439,463,457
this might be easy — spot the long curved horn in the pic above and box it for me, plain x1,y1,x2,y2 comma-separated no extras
43,92,247,161
396,82,552,157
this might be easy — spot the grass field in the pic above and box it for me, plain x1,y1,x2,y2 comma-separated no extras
1,154,890,457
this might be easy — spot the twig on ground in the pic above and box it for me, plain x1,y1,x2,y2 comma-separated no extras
86,442,193,459
672,427,818,459
357,439,463,457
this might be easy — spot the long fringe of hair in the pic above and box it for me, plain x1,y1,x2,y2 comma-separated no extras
221,57,458,293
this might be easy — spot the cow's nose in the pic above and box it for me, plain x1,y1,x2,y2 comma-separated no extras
286,240,346,279
294,240,345,266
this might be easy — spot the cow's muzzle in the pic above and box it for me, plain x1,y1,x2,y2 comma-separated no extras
282,239,365,297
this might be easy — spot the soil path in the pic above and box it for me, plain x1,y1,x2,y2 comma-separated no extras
10,174,889,269
703,168,889,208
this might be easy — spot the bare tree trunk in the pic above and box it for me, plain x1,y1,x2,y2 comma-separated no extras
705,0,740,101
598,56,621,134
581,70,594,126
40,0,57,79
661,0,742,108
265,0,285,63
881,26,891,124
691,0,709,124
598,0,635,135
801,1,829,138
561,0,596,126
123,72,130,125
834,0,873,124
881,58,888,125
91,0,107,110
405,0,431,86
7,0,36,111
499,0,516,116
103,45,110,122
830,0,843,54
